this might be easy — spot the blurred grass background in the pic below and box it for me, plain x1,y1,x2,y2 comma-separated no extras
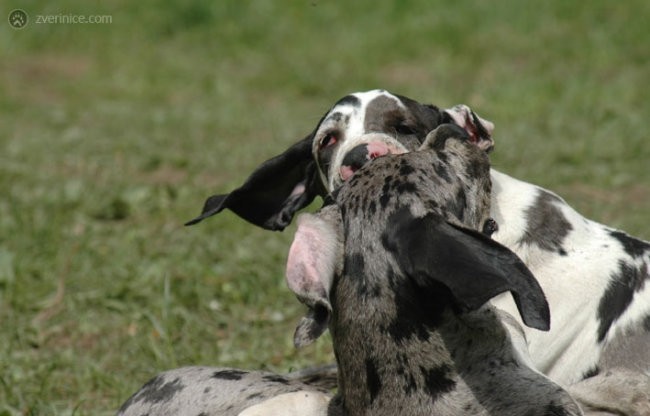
0,0,648,414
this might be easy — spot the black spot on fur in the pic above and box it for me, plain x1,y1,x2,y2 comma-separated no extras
387,279,451,344
334,94,361,108
387,313,430,344
365,358,382,403
262,374,291,384
435,149,449,163
344,253,365,277
345,252,382,298
348,173,361,187
597,261,647,342
465,155,486,180
520,190,573,254
353,195,361,212
433,161,452,183
609,230,650,258
384,263,400,290
212,369,247,381
396,181,418,194
581,365,600,380
343,253,381,298
446,188,467,221
644,315,650,331
120,376,184,409
246,392,263,400
399,162,415,176
545,403,572,416
329,112,345,123
381,231,391,254
368,200,377,216
379,193,390,208
420,364,455,399
379,176,393,209
394,353,417,395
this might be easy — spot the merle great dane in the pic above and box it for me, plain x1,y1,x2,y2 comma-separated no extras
187,90,650,386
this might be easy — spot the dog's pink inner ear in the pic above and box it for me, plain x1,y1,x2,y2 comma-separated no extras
286,213,340,304
444,105,495,151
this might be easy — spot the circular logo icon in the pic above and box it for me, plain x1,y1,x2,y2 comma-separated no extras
8,9,28,29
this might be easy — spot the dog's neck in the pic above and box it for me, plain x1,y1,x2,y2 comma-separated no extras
330,275,562,416
330,274,457,416
328,262,518,416
488,169,539,248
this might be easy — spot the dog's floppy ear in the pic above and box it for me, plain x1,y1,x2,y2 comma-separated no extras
286,207,343,347
443,104,495,152
384,207,550,331
185,134,325,231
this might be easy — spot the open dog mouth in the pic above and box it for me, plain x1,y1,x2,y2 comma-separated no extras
339,141,406,181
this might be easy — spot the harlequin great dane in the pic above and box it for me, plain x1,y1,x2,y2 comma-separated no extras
187,89,650,387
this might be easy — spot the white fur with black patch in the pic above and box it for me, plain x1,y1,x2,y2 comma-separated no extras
187,89,650,388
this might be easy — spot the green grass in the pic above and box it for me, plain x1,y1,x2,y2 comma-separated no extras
0,0,648,414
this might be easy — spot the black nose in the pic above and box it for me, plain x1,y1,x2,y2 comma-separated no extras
341,144,370,171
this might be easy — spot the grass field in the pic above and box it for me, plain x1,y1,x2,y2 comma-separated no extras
1,1,648,414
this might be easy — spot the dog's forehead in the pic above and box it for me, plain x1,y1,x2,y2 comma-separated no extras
321,90,406,131
333,89,405,113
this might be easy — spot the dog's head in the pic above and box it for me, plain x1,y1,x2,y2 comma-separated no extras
286,126,549,348
186,89,494,230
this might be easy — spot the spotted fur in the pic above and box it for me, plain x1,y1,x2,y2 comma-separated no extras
286,126,580,415
117,366,335,416
188,89,650,387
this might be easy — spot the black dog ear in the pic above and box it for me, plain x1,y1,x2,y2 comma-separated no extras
185,135,326,231
384,207,550,331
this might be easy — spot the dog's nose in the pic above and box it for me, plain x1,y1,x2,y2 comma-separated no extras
340,142,397,181
342,144,370,170
340,143,381,181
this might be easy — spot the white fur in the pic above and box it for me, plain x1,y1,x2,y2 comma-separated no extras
488,170,646,384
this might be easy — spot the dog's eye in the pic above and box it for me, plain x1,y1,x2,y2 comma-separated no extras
395,124,415,135
319,133,338,149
